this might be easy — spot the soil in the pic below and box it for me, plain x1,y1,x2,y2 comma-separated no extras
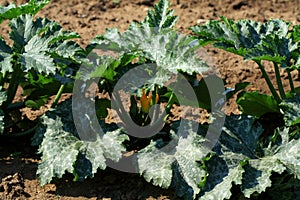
0,0,299,199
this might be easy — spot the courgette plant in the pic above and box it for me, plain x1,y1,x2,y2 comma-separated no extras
0,0,84,136
6,0,299,199
191,17,300,119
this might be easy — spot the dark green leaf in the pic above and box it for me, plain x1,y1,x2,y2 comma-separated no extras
191,17,297,66
95,99,110,119
199,163,245,200
292,24,300,42
36,99,129,185
25,98,47,110
242,159,285,197
221,115,264,158
280,94,300,126
145,0,178,30
37,116,82,186
246,34,296,67
0,0,50,23
200,115,300,199
225,82,250,100
10,14,82,74
93,27,208,86
0,38,13,73
236,92,280,117
138,120,208,199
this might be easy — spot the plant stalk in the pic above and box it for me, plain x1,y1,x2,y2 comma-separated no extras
0,71,6,87
286,69,295,93
51,84,65,108
273,62,286,99
4,65,22,109
166,92,176,114
256,61,281,103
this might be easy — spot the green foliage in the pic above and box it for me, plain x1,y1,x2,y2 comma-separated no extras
145,0,178,30
137,120,208,199
191,17,293,59
199,116,300,199
7,14,80,74
89,30,207,87
0,0,84,136
191,17,300,105
35,100,129,185
0,0,298,199
0,0,50,23
236,92,280,117
280,94,300,126
86,0,207,89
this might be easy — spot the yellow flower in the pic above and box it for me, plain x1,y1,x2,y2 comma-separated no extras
141,89,159,113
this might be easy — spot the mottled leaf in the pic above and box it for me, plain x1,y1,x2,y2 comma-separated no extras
280,94,300,126
36,100,129,185
138,120,209,199
0,0,49,23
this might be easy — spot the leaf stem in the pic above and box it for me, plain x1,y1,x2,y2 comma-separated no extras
4,63,22,109
255,61,281,103
166,92,176,114
0,71,6,87
273,62,286,99
51,84,65,108
286,69,295,93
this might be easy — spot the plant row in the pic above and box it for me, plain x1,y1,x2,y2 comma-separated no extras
0,0,300,199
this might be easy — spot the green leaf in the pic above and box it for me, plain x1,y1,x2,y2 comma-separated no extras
37,116,82,186
280,94,300,126
92,27,208,86
0,38,13,73
75,54,121,87
95,99,110,119
225,82,250,100
88,0,207,88
138,120,208,199
25,98,47,110
236,92,280,117
0,0,50,23
199,163,245,200
198,115,264,199
199,115,300,199
292,24,300,42
50,40,85,63
36,99,129,185
242,158,285,197
245,34,296,67
191,17,297,65
145,0,178,30
272,140,300,179
138,140,174,189
9,14,82,74
20,51,55,74
191,17,262,56
221,115,264,158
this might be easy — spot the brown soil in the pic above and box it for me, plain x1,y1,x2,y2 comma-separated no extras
0,0,299,199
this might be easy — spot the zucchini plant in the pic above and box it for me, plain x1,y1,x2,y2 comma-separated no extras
191,16,300,199
0,0,84,136
191,17,300,118
1,0,299,200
